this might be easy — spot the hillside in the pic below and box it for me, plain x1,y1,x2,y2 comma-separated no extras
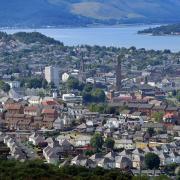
0,0,180,27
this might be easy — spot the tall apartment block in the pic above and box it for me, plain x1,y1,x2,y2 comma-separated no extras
45,66,60,88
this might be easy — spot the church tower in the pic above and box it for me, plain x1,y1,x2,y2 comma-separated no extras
116,55,123,91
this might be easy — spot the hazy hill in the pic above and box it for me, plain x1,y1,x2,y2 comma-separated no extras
0,0,180,27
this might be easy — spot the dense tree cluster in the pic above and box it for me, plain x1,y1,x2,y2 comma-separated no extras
0,160,132,180
82,86,106,104
66,77,106,103
90,133,115,152
13,32,63,45
88,103,119,114
66,76,84,91
21,77,48,89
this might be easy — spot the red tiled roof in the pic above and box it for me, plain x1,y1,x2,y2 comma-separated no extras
42,100,59,106
164,113,174,119
5,103,22,110
42,109,56,114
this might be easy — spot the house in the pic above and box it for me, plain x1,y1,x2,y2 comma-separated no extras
120,110,131,118
5,113,33,130
59,139,74,152
163,113,176,124
133,131,150,142
43,139,62,165
57,134,75,145
151,134,169,143
115,156,132,169
75,135,91,147
5,103,24,114
159,153,170,166
89,153,103,165
172,126,180,136
29,132,45,146
42,109,58,120
86,120,95,132
152,105,167,114
114,139,135,150
62,94,82,105
104,151,117,160
113,130,121,139
165,106,179,117
28,96,41,105
0,97,9,105
98,157,115,169
42,109,58,129
71,155,95,168
105,118,120,129
24,106,41,116
132,154,144,169
53,117,64,130
30,116,43,130
43,146,60,165
104,128,113,138
141,123,165,132
76,123,87,132
68,106,85,119
138,104,153,116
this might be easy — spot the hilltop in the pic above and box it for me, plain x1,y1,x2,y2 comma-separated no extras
0,0,180,27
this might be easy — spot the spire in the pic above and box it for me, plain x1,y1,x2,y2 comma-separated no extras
79,52,86,82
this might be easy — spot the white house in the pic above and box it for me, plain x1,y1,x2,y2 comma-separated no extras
28,96,41,105
75,135,91,147
114,139,135,150
29,132,45,146
105,118,120,129
53,117,64,130
62,73,70,82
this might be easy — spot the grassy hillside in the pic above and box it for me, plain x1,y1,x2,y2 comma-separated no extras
0,0,180,27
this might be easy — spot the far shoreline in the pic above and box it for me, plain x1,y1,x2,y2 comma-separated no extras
0,23,162,30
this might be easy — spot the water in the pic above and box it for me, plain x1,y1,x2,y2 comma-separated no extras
1,25,180,52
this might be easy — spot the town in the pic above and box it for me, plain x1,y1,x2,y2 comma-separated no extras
0,31,179,179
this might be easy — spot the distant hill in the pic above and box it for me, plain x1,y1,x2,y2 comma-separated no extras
0,0,180,27
138,24,180,36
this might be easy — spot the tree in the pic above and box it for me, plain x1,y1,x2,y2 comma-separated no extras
92,88,106,103
2,83,10,93
38,91,45,98
48,82,56,89
104,138,115,150
26,77,43,89
90,133,104,152
42,79,48,89
145,153,160,174
83,83,93,92
67,76,82,90
88,103,106,113
0,80,10,92
152,111,164,122
147,127,155,137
